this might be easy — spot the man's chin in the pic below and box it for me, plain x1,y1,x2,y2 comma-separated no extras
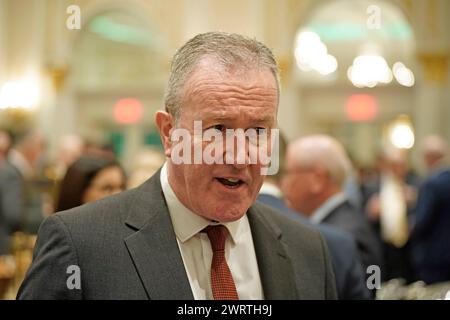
206,205,249,223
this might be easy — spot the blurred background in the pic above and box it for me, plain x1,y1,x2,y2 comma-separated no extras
0,0,449,299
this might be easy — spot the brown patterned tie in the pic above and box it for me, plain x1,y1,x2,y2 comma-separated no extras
205,225,239,300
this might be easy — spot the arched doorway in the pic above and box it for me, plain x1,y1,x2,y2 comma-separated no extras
66,7,167,168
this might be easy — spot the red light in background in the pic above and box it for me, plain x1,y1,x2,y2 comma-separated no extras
346,94,378,122
113,98,144,124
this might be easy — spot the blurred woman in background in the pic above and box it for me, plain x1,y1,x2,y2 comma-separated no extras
55,155,126,212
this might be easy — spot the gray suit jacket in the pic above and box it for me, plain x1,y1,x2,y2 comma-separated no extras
17,171,337,300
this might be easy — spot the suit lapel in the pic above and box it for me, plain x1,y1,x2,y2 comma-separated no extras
247,206,298,299
123,171,194,300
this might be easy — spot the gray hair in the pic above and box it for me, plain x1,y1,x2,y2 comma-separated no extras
289,135,352,188
164,32,280,121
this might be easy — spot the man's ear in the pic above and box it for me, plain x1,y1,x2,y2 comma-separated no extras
155,111,174,158
310,167,326,194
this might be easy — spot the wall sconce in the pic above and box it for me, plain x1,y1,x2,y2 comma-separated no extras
46,65,68,92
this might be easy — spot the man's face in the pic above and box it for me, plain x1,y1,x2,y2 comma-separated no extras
165,60,278,222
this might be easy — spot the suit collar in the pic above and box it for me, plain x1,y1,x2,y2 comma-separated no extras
123,170,165,230
124,170,194,300
247,204,298,299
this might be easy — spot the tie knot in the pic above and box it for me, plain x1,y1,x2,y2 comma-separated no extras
204,225,229,252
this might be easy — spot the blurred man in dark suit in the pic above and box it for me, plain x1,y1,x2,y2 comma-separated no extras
0,130,22,254
364,147,418,283
411,135,450,284
0,130,11,165
7,130,46,235
257,132,369,299
282,135,383,276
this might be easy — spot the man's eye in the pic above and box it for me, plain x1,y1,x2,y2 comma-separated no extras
210,124,224,132
245,127,266,134
255,127,267,135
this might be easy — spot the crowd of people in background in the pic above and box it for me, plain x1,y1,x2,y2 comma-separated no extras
1,125,450,298
0,129,164,255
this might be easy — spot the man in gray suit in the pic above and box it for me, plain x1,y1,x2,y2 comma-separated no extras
18,32,337,300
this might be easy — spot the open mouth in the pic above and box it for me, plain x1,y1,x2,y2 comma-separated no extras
215,178,245,188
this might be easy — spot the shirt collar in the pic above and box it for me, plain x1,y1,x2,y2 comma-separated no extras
160,162,244,244
310,192,347,224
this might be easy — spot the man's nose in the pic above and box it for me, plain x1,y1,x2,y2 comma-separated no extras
223,134,251,169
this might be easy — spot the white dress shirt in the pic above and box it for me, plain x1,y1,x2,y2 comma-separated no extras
160,163,264,300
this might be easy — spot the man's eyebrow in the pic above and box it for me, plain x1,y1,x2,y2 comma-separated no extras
253,115,275,123
209,114,229,121
206,113,274,123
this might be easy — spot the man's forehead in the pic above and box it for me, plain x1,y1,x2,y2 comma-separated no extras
186,74,278,94
186,57,277,88
179,60,279,122
184,69,278,104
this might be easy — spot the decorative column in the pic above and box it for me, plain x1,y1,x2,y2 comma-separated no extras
409,0,450,172
0,0,6,85
0,0,48,131
415,54,448,132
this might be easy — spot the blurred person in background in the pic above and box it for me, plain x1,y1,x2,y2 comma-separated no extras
258,132,370,299
84,142,116,159
55,155,126,212
0,130,21,254
282,135,383,275
0,130,12,166
343,153,364,211
42,134,85,214
52,134,85,181
421,135,448,173
6,130,46,235
410,135,450,284
127,147,165,189
365,147,419,283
